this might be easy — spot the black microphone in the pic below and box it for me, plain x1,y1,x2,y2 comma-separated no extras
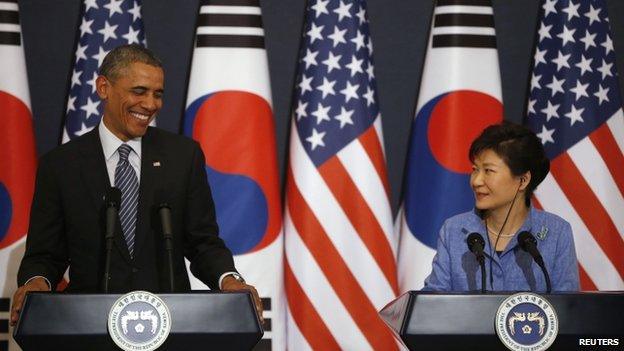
158,201,175,292
467,232,487,293
103,187,121,293
518,231,551,293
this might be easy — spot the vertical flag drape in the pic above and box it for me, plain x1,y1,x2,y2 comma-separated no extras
62,0,148,143
183,0,284,349
396,0,504,292
284,0,398,349
0,1,37,350
526,0,624,290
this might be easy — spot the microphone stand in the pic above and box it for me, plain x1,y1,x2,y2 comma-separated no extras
538,261,552,293
103,231,114,293
159,203,175,292
518,231,552,293
479,257,486,294
529,247,552,293
103,188,121,293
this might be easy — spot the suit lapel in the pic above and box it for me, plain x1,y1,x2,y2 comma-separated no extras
133,128,163,260
79,128,133,263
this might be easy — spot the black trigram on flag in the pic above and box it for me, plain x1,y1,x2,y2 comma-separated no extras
195,0,265,49
252,297,272,351
432,0,497,48
0,0,20,46
0,298,9,351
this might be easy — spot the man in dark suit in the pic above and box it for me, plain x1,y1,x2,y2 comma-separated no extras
10,44,262,325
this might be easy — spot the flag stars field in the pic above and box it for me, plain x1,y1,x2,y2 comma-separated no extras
85,0,99,11
333,1,352,22
104,0,124,17
98,21,119,42
295,101,308,120
552,50,571,71
541,100,560,121
312,103,331,125
299,74,313,94
531,73,542,90
306,128,326,150
575,54,593,75
323,51,342,73
580,30,596,50
557,25,576,46
570,80,589,101
536,125,556,145
564,105,584,126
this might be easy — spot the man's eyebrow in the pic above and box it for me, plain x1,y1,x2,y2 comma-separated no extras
128,85,164,95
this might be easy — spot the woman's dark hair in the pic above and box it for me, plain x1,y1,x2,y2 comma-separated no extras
469,122,550,207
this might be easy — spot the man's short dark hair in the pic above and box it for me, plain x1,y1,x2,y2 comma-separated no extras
469,122,550,207
99,44,162,81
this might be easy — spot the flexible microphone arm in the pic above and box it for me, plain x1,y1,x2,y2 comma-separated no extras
467,232,487,293
103,187,121,293
159,203,175,292
518,231,551,293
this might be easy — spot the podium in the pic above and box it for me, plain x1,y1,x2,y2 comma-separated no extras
380,291,624,350
13,291,263,351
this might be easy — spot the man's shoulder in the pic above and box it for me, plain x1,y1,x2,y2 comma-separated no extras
39,129,96,164
145,127,199,150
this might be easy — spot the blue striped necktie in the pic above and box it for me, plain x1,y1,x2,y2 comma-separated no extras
115,144,139,257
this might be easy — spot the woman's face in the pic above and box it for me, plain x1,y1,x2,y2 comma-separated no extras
470,149,526,212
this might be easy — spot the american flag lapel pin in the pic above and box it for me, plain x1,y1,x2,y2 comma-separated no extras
153,161,161,167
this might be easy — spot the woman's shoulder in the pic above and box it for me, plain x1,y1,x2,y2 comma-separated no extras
440,210,482,237
530,207,572,234
444,209,481,225
531,207,569,225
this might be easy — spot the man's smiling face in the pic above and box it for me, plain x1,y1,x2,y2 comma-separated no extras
97,61,164,141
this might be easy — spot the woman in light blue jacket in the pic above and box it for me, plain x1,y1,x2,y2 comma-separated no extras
423,123,580,292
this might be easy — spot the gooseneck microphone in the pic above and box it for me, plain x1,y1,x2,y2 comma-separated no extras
103,187,121,293
158,202,175,292
467,232,487,293
518,231,551,293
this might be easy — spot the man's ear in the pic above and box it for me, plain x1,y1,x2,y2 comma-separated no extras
95,75,109,100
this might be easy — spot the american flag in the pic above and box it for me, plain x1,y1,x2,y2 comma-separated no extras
62,0,147,143
527,0,623,290
284,0,398,349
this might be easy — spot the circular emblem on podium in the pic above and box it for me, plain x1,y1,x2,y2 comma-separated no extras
108,291,172,351
495,292,558,351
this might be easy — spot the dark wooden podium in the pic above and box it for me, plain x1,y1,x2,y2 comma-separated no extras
13,291,263,350
380,291,624,350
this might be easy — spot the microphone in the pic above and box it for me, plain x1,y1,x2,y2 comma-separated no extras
518,231,551,293
158,201,175,292
467,232,487,293
103,187,121,293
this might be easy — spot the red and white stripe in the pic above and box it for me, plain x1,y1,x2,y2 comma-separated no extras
534,109,624,290
284,117,399,350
